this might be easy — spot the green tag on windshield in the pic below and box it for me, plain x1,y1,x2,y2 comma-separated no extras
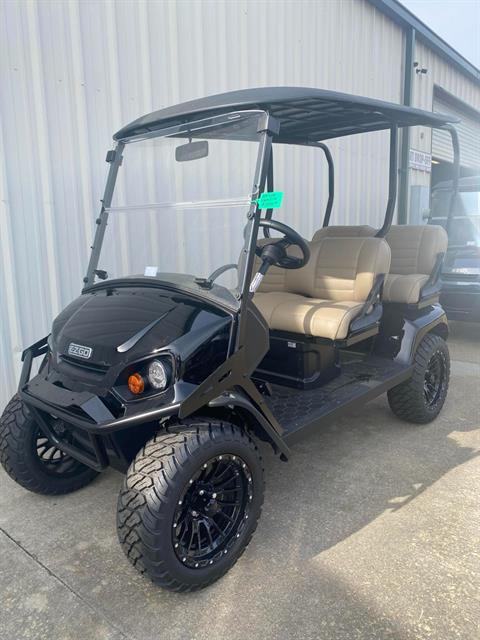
255,191,284,209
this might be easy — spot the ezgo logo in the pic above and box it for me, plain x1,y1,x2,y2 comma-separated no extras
68,343,92,359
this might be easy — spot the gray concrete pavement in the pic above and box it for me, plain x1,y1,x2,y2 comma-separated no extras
1,321,479,640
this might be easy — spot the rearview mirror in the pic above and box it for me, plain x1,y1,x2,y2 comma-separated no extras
175,140,209,162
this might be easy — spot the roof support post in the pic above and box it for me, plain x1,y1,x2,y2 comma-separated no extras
443,124,460,234
398,26,416,225
377,124,399,237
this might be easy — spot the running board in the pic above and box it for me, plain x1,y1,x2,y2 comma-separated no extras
265,356,413,445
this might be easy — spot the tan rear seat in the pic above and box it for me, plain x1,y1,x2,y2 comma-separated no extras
312,225,376,241
254,237,391,340
383,225,447,304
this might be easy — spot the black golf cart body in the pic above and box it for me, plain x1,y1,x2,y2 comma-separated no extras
430,175,480,321
17,87,459,472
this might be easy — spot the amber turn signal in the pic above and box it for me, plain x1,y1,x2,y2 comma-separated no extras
128,372,145,395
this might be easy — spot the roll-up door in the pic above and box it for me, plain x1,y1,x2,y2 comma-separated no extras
432,95,480,169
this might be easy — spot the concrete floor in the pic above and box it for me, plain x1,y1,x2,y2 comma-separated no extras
1,321,479,640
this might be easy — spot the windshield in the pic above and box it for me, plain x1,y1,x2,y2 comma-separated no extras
97,111,265,305
430,189,480,246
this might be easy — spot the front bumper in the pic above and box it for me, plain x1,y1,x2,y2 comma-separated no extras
18,338,189,471
440,279,480,321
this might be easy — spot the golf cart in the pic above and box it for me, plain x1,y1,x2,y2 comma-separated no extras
429,175,480,321
0,88,459,592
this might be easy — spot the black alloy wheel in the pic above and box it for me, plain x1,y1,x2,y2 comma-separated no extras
117,421,264,592
172,454,253,569
0,394,98,494
423,350,447,408
387,333,450,424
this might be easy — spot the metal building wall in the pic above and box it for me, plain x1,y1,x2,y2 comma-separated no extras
0,0,405,411
410,40,480,189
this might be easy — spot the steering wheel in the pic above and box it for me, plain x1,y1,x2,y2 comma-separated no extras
255,219,310,269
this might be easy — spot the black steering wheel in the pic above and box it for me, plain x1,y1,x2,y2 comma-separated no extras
255,219,310,269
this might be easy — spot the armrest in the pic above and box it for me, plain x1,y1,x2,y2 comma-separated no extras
349,274,385,334
420,252,445,300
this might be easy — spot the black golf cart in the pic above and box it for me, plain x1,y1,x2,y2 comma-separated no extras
0,88,459,592
429,175,480,321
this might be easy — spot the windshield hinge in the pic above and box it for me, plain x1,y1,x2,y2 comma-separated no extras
106,149,118,163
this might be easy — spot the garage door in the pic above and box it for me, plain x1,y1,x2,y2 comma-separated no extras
432,95,480,169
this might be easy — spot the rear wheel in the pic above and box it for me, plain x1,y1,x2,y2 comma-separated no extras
387,333,450,423
0,395,99,494
117,421,264,592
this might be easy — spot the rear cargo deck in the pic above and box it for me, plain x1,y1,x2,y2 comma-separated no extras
265,356,412,444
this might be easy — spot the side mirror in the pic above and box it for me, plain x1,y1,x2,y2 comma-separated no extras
175,140,209,162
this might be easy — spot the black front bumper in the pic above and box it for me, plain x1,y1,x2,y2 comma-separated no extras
440,279,480,321
18,338,183,471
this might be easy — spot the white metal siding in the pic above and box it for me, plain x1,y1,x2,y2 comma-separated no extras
0,0,437,412
432,97,480,168
410,40,480,188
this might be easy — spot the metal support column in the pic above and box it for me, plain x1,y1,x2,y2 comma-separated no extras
398,27,416,225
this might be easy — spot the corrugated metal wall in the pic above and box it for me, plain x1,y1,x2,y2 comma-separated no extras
410,40,480,189
2,0,472,414
432,97,480,168
0,0,406,411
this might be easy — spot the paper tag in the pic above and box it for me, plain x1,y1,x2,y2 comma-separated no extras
253,191,284,209
249,271,264,293
144,266,158,277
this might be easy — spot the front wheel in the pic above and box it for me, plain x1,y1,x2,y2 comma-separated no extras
388,333,450,424
117,421,264,592
0,395,99,494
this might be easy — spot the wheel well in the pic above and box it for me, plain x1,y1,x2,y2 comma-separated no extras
430,321,449,341
191,406,280,455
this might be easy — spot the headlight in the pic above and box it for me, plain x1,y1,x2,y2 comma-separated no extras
147,359,169,390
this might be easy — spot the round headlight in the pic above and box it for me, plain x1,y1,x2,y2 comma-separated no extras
147,359,168,390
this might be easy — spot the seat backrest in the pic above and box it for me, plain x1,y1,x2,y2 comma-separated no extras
312,225,376,242
284,237,390,302
255,226,378,293
253,234,390,301
385,225,448,276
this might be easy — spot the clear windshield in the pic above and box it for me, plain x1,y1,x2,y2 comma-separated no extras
431,189,480,246
98,111,265,303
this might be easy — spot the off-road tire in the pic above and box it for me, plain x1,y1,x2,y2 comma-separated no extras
387,334,450,424
0,394,99,495
117,421,264,592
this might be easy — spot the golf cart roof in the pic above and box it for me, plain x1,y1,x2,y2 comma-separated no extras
114,87,458,143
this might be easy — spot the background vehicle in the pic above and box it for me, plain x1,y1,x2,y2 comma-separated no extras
0,87,459,592
429,176,480,321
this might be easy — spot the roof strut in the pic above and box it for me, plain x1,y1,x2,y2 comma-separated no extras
443,124,460,235
376,125,398,238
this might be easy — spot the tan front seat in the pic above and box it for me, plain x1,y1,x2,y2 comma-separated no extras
254,237,391,340
383,225,447,304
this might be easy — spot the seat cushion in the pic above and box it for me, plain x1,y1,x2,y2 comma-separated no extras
254,292,364,340
383,273,429,304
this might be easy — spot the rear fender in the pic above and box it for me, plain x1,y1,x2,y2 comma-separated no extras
395,304,449,365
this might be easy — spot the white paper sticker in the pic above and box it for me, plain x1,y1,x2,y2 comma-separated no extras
144,266,158,277
249,272,264,293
